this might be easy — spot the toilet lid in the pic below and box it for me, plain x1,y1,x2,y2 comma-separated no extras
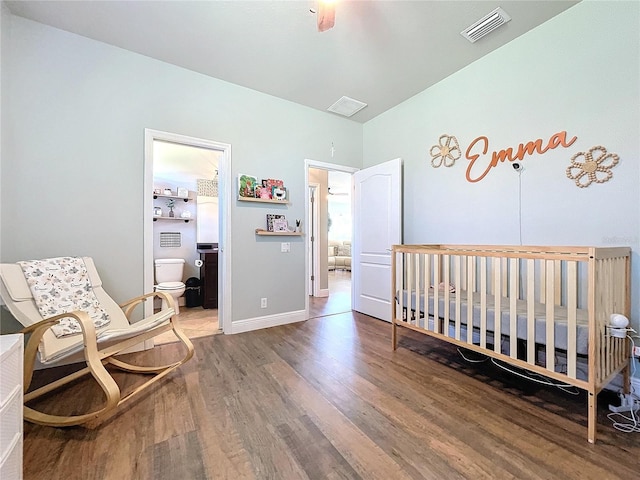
156,281,185,290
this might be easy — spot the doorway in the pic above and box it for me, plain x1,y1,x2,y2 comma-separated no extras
144,129,232,335
305,160,358,319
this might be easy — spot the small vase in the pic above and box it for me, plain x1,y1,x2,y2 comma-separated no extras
169,209,174,218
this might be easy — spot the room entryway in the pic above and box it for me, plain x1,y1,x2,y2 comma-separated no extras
309,269,351,318
306,161,357,319
154,307,221,344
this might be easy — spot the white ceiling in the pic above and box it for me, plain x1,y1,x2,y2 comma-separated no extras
5,0,580,123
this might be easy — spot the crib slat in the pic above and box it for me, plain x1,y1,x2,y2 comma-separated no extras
415,253,421,328
493,258,502,354
480,256,487,348
443,254,451,337
509,258,518,358
425,253,431,326
454,255,461,341
501,258,508,297
467,255,475,345
567,261,578,379
540,260,546,304
526,259,535,365
399,252,405,323
422,253,429,331
546,260,556,371
407,253,414,325
433,254,440,334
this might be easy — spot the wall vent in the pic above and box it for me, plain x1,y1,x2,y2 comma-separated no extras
160,232,181,248
327,96,368,117
461,7,511,43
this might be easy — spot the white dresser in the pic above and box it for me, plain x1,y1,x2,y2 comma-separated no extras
0,334,23,480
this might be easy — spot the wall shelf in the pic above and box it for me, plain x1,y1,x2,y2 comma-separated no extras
154,194,190,202
255,229,303,236
239,197,290,205
153,216,193,222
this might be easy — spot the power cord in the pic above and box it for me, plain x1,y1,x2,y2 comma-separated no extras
607,334,640,434
456,347,579,394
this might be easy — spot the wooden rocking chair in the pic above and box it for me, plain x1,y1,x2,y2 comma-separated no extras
0,256,195,427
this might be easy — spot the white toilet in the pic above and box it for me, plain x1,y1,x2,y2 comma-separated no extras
154,258,186,314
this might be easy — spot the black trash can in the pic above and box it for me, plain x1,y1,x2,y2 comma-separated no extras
185,277,201,308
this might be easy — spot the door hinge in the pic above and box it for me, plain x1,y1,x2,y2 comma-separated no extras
311,275,315,281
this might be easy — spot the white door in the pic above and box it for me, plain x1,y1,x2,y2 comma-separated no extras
352,158,402,322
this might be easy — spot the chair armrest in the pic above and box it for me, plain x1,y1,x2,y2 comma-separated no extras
119,291,176,320
20,310,102,392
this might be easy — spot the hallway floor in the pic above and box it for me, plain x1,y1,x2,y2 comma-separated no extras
156,269,351,345
308,269,351,318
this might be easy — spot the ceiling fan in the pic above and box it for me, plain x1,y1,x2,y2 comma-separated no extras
312,0,336,32
328,187,349,196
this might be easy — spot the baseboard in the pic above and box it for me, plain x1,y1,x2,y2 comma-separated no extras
230,309,306,334
316,288,329,298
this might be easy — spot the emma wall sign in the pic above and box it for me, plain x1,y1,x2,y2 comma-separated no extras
428,130,620,187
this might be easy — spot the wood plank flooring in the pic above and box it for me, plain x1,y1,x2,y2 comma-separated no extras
23,312,639,480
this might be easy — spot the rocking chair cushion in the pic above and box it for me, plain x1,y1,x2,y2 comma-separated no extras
0,257,173,364
19,256,111,338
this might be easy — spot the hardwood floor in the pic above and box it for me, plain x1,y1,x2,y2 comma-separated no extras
308,270,351,318
23,311,639,480
154,306,220,345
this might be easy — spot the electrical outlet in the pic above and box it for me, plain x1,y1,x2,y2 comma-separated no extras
261,298,267,308
281,242,290,253
633,345,640,357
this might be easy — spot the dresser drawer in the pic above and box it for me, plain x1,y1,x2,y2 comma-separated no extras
0,431,22,480
0,336,22,403
0,387,21,464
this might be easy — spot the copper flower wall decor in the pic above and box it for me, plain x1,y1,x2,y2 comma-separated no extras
566,145,619,188
430,134,461,168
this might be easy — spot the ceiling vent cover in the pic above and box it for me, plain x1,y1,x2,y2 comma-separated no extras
327,96,368,117
461,7,511,43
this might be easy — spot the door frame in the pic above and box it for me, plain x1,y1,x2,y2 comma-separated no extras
144,129,232,334
304,159,358,319
308,182,321,297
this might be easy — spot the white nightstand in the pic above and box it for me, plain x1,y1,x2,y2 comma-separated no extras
0,334,23,480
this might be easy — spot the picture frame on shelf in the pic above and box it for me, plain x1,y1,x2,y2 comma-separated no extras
266,214,286,232
238,174,258,198
255,185,272,200
177,187,189,198
272,186,287,201
273,218,289,232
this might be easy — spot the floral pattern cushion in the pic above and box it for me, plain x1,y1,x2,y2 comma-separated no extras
18,256,110,338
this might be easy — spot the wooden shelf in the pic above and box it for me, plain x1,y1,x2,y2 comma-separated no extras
255,229,303,236
239,197,290,205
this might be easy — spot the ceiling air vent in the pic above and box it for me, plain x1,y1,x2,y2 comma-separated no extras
327,96,368,117
461,7,511,43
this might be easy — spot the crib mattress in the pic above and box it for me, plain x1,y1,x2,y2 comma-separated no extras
399,290,589,355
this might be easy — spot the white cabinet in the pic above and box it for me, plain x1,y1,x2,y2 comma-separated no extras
0,334,23,480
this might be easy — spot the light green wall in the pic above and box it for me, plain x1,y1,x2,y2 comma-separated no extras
0,14,362,324
363,1,640,374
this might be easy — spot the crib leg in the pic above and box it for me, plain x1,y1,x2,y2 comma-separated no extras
587,391,596,444
392,319,397,350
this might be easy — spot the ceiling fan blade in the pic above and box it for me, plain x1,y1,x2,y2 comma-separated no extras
317,1,336,32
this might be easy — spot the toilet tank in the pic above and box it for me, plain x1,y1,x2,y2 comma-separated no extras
154,258,185,283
